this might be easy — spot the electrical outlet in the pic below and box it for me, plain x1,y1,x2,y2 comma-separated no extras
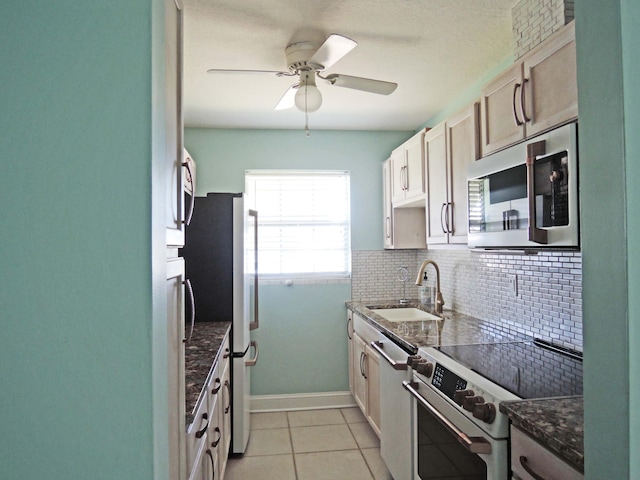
508,274,518,296
510,365,520,389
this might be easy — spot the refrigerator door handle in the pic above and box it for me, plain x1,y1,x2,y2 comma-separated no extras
249,209,259,331
245,341,259,367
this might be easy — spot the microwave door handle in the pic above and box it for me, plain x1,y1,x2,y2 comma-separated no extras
249,209,259,331
526,141,549,244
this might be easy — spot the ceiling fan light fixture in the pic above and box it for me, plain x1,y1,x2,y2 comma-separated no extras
294,71,322,113
294,83,322,112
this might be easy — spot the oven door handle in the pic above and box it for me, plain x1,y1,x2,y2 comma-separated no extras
402,381,492,455
370,341,408,370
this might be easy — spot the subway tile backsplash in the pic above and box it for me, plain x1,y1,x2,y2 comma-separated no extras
351,249,582,351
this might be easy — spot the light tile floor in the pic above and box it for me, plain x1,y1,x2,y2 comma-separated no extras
225,407,393,480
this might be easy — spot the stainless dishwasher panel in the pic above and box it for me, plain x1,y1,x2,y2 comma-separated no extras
373,333,413,480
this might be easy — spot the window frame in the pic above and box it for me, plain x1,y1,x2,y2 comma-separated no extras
245,169,352,282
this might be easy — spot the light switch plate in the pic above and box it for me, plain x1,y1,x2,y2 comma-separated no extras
508,274,518,296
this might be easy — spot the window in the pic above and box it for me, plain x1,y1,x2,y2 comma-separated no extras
245,170,351,280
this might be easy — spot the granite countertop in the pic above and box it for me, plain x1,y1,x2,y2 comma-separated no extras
346,300,528,353
185,321,231,425
500,396,584,473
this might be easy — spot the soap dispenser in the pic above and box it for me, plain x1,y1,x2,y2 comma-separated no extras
419,271,429,305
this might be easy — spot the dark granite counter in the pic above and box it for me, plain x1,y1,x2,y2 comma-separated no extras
500,396,584,473
346,300,527,353
185,321,231,425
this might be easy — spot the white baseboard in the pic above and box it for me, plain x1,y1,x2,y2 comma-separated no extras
250,391,356,413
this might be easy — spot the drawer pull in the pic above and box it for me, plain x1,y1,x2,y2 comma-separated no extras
211,377,222,395
195,412,209,439
519,455,548,480
211,427,222,448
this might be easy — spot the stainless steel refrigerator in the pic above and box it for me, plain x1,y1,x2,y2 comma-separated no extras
181,192,259,454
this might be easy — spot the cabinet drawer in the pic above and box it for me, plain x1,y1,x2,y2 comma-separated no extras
186,390,209,473
511,427,582,480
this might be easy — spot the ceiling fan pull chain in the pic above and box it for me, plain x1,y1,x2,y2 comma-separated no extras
304,86,311,136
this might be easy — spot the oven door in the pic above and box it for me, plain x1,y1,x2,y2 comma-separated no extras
403,377,509,480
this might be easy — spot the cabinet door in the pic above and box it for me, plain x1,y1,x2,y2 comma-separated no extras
390,148,406,204
480,62,525,156
165,0,185,247
220,348,232,469
365,344,381,437
404,133,425,199
347,313,356,395
523,22,578,137
352,334,367,414
446,103,479,244
167,257,186,480
425,123,448,245
382,159,394,248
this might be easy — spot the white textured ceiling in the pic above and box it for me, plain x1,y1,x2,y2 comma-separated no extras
183,0,516,131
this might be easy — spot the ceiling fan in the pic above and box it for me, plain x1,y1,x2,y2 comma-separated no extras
207,34,398,114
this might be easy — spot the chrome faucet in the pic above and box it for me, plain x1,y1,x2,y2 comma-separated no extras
415,260,444,314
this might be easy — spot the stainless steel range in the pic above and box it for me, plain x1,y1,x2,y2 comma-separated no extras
403,338,583,480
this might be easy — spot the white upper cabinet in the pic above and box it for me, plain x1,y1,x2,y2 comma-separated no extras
480,22,577,156
425,103,480,246
165,0,185,248
391,129,426,207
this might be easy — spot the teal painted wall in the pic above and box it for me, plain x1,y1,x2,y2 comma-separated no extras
621,1,640,476
576,0,638,477
0,2,167,479
184,128,411,395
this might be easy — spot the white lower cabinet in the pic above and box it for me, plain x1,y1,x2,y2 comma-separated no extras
348,312,381,436
187,333,231,480
510,426,583,480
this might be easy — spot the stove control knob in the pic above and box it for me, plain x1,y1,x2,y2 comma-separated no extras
453,389,474,407
415,361,433,377
463,395,484,412
473,402,497,424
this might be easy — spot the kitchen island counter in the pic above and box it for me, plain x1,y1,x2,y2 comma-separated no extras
184,321,231,424
500,396,584,473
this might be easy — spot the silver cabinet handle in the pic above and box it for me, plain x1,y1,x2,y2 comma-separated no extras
182,161,195,226
440,203,447,234
347,316,353,340
513,82,523,126
370,341,408,370
245,340,259,367
446,202,453,234
519,456,549,480
520,78,530,123
249,209,259,331
402,381,492,454
184,278,195,343
359,351,365,377
385,216,391,239
526,140,549,244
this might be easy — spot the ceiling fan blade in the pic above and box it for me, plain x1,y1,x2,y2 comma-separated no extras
308,34,357,70
274,84,299,110
207,68,290,77
323,74,397,95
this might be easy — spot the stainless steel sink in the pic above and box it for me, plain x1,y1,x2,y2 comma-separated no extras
371,308,440,322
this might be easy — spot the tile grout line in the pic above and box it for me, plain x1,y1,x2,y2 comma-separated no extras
342,412,376,480
286,411,300,480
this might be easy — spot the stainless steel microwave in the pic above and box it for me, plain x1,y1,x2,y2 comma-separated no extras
467,123,579,250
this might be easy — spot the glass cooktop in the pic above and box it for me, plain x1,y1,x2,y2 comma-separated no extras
436,339,583,399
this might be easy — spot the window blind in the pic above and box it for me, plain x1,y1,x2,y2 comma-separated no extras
245,170,351,278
